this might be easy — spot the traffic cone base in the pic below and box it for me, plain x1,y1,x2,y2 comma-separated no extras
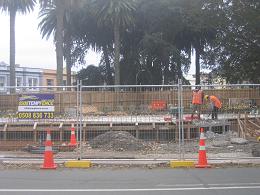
41,165,57,169
195,164,211,168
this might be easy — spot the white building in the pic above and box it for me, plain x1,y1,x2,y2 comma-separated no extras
0,62,42,93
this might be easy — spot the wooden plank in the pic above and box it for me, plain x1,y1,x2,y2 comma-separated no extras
237,118,245,138
248,120,260,129
33,122,37,130
3,123,7,131
240,120,251,138
256,117,260,124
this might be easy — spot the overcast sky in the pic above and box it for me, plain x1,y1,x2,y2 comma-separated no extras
0,5,99,71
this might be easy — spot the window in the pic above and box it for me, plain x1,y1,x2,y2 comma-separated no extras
47,79,54,90
28,78,38,90
0,76,5,90
63,80,67,91
16,77,23,91
47,79,54,86
16,77,23,87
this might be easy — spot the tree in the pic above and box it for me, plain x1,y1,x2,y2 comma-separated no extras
91,0,137,85
77,65,104,86
203,0,260,83
0,0,36,93
39,0,83,88
71,3,115,85
130,0,191,85
175,0,219,85
39,0,68,87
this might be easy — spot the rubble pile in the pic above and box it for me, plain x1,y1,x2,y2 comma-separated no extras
89,131,149,151
87,130,255,156
203,130,257,154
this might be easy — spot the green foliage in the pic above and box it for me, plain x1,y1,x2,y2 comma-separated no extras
77,65,105,86
202,0,260,83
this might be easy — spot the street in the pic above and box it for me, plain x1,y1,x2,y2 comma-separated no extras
0,167,260,194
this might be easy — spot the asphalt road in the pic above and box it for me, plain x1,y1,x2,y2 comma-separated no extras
0,168,260,195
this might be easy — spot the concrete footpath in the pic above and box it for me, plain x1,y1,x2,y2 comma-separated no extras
1,157,260,169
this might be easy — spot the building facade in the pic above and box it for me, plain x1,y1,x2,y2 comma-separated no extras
42,69,76,90
0,62,76,93
0,62,42,93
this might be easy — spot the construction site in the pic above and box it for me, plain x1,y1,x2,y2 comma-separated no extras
0,84,259,161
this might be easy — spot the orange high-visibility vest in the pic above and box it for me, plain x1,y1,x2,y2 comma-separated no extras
210,95,222,108
192,90,203,105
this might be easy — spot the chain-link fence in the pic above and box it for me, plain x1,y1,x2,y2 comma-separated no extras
0,83,259,164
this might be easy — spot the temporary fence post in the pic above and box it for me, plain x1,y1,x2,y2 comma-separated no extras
180,80,184,160
178,79,181,160
79,80,83,160
76,80,80,158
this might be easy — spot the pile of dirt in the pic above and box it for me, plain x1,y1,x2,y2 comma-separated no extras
89,131,149,151
88,130,254,155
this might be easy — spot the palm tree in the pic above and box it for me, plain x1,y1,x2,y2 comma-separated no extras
91,0,137,85
174,0,217,85
39,0,81,87
72,3,114,85
0,0,36,93
39,0,67,87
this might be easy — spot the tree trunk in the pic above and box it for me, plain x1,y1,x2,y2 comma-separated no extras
64,34,72,90
195,47,200,85
114,20,120,85
103,46,113,85
9,9,16,94
55,0,65,88
162,51,170,85
177,49,182,83
66,54,72,89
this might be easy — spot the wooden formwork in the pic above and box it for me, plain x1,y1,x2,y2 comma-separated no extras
0,118,234,151
0,88,259,114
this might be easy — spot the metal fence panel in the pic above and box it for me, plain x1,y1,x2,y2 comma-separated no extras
0,85,80,166
0,84,259,166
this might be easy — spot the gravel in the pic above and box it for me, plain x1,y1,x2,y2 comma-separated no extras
89,131,150,151
87,130,254,155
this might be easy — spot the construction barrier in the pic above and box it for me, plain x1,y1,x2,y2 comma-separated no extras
41,130,57,169
196,127,211,168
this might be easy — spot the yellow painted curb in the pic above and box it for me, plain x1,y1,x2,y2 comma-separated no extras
64,160,92,168
169,160,195,168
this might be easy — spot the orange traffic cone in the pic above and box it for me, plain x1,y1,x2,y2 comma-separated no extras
195,127,211,168
41,130,57,169
69,127,77,146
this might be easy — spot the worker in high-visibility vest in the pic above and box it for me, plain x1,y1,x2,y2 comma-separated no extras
191,87,204,119
204,95,222,119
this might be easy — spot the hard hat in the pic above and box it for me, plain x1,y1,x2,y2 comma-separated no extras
204,95,209,100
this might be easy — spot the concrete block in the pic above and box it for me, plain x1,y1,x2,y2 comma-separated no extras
64,160,92,168
169,160,195,168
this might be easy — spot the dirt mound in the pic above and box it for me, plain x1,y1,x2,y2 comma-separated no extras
89,131,148,151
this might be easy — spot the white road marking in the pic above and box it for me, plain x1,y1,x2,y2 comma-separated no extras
210,182,260,186
1,186,260,192
158,182,260,187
